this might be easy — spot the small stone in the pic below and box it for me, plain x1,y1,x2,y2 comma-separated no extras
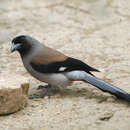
99,112,114,121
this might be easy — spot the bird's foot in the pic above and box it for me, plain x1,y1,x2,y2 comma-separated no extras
37,84,50,90
33,85,54,98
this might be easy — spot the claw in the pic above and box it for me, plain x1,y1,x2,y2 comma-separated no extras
32,93,45,98
37,85,50,90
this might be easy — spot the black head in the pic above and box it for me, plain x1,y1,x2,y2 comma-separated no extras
11,35,34,56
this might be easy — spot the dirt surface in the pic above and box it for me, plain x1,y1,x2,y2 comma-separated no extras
0,0,130,130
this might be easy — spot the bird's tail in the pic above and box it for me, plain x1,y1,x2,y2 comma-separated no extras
83,73,130,102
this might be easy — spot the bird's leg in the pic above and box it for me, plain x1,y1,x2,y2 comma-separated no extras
33,84,54,98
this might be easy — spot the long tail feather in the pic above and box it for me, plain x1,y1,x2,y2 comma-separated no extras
83,73,130,102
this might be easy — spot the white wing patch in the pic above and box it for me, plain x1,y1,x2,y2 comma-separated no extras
59,67,67,71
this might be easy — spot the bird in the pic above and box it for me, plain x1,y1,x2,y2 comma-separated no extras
11,35,130,102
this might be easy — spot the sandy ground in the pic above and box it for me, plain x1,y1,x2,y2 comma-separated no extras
0,0,130,130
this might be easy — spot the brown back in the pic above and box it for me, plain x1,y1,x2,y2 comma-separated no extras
32,47,68,64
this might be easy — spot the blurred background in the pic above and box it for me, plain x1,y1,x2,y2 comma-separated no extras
0,0,130,130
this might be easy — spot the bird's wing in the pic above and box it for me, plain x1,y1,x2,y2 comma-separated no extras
32,46,67,64
30,55,99,74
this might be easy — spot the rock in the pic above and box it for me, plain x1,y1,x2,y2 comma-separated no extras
0,74,29,115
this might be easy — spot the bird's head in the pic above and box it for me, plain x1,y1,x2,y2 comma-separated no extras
11,35,31,52
11,35,41,57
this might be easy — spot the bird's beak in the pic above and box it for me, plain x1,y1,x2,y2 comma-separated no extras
11,43,21,52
